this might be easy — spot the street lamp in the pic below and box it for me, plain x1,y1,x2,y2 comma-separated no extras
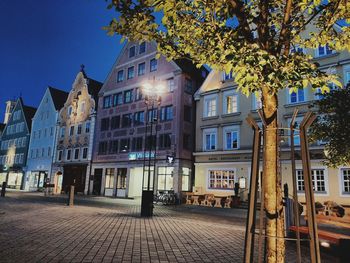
140,79,165,217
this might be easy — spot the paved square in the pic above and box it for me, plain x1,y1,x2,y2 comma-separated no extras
0,193,338,262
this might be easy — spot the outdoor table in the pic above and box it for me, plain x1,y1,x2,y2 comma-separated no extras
214,197,223,208
192,195,200,205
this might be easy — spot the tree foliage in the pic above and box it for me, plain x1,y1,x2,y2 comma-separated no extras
104,0,349,97
310,83,350,167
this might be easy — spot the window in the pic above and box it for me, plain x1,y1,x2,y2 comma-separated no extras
122,114,132,127
145,135,156,150
117,70,124,83
109,140,119,154
184,78,193,93
120,138,130,152
134,111,145,126
82,148,88,159
160,105,173,121
135,88,143,101
67,106,73,116
77,124,82,135
80,101,86,113
101,118,110,131
66,149,71,160
22,137,26,147
74,148,80,160
223,91,238,114
111,116,120,130
147,109,158,123
124,89,133,103
223,126,239,150
296,169,327,193
159,134,171,149
315,83,337,100
36,149,39,158
289,88,305,104
340,168,350,195
343,64,350,87
150,58,157,72
138,62,145,76
204,95,217,117
98,141,108,155
44,128,47,138
48,147,51,157
288,117,302,146
167,78,175,92
129,46,136,58
291,45,305,54
103,96,112,109
139,42,146,54
203,128,217,151
105,168,115,189
223,71,233,81
38,129,41,139
182,167,191,191
158,167,174,191
60,127,65,138
183,134,191,150
184,105,192,122
208,170,235,189
69,126,74,136
113,92,123,106
131,137,143,151
317,44,333,57
127,66,134,79
42,148,45,157
85,122,90,133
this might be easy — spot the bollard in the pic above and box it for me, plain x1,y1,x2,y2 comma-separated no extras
67,185,74,206
1,182,6,197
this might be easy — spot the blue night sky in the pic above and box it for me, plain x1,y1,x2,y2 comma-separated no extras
0,0,123,120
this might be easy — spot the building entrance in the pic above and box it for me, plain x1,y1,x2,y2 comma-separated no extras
93,168,102,195
62,165,87,193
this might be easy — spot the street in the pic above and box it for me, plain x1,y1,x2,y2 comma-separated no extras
0,192,339,263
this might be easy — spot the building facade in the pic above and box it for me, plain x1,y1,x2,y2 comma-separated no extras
0,98,36,189
193,45,350,209
51,69,102,194
25,87,68,191
91,41,207,198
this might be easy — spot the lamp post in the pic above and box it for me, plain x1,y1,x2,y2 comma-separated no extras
140,80,164,217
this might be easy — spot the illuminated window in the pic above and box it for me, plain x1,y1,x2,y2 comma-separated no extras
204,94,218,117
157,167,174,191
105,168,115,188
223,90,238,114
208,170,235,189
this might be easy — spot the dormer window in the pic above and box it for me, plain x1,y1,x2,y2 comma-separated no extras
317,44,333,57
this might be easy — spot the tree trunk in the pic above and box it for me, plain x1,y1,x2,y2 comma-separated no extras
262,87,285,263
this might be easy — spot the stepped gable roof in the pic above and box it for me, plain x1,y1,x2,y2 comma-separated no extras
48,86,69,111
79,64,103,104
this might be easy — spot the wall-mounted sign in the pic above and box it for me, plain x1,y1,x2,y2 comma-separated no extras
128,152,155,160
166,155,174,164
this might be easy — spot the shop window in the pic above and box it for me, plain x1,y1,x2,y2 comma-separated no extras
208,170,235,189
117,168,127,189
182,167,191,191
105,168,114,189
157,167,174,191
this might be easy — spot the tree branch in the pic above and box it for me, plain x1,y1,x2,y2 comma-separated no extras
277,0,293,56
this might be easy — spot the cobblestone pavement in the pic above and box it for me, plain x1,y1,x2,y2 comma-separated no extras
0,192,339,263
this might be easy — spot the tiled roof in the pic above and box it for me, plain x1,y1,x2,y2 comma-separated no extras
48,86,69,111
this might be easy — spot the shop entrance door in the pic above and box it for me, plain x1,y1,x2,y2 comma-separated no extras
93,169,102,195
